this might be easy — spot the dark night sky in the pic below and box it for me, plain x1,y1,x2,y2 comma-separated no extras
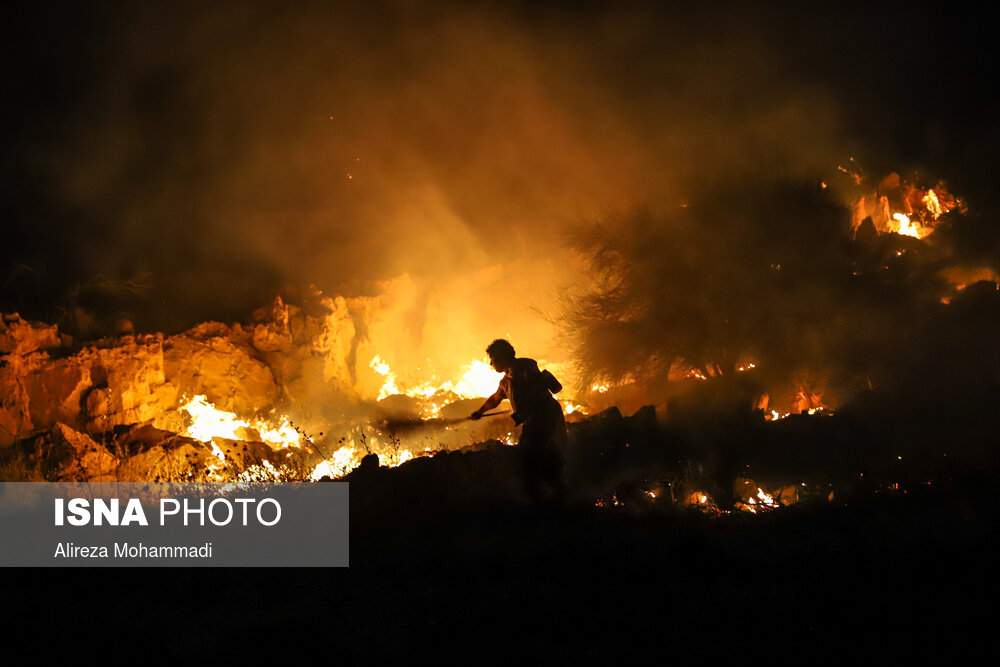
2,0,997,332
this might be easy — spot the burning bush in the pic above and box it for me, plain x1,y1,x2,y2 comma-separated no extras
561,172,983,415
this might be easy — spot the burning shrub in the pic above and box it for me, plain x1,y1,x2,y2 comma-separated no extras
561,173,975,415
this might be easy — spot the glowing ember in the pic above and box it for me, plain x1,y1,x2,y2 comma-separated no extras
682,490,710,506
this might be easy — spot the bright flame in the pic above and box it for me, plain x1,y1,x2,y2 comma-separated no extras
382,449,414,467
367,357,521,418
922,189,943,219
308,443,416,481
370,355,401,400
891,213,930,239
257,420,301,448
182,395,250,442
848,170,964,240
453,360,506,397
180,395,302,448
310,446,364,481
756,487,777,507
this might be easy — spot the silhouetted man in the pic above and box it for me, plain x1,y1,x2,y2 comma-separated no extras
471,339,567,502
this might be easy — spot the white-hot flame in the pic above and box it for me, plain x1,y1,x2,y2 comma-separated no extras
180,395,302,448
891,213,930,239
182,395,248,442
308,443,416,481
310,446,365,481
453,360,506,398
922,189,943,219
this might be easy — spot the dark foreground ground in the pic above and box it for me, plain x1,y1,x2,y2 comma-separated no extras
9,375,1000,659
12,471,998,660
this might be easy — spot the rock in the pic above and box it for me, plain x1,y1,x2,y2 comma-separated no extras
0,313,62,356
343,452,382,480
164,324,278,415
565,407,628,489
3,352,92,438
13,423,119,482
568,406,627,454
78,335,175,431
116,439,210,482
0,334,176,445
0,358,33,447
624,404,659,450
112,429,284,482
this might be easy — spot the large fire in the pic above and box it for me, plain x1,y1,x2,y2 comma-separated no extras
369,354,587,417
843,166,965,240
178,344,589,483
181,395,301,448
180,393,419,481
369,355,504,415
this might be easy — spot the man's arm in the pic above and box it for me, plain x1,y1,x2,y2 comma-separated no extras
470,389,503,419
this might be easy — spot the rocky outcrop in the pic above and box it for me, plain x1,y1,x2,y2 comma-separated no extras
0,294,351,447
0,421,312,482
80,335,176,431
0,313,63,356
0,423,118,482
0,333,177,446
163,322,277,416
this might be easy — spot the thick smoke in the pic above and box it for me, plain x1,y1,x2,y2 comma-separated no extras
3,2,996,402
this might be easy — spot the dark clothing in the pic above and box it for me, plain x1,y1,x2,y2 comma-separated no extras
518,395,567,500
495,357,551,423
492,357,567,501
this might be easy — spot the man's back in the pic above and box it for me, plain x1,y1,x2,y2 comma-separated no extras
505,357,547,418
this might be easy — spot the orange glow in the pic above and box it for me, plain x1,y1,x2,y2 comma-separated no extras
849,172,965,240
180,395,302,448
891,213,928,238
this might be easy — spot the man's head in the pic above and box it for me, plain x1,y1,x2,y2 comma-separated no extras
486,338,516,373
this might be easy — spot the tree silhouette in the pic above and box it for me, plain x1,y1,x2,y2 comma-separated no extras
562,175,952,404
